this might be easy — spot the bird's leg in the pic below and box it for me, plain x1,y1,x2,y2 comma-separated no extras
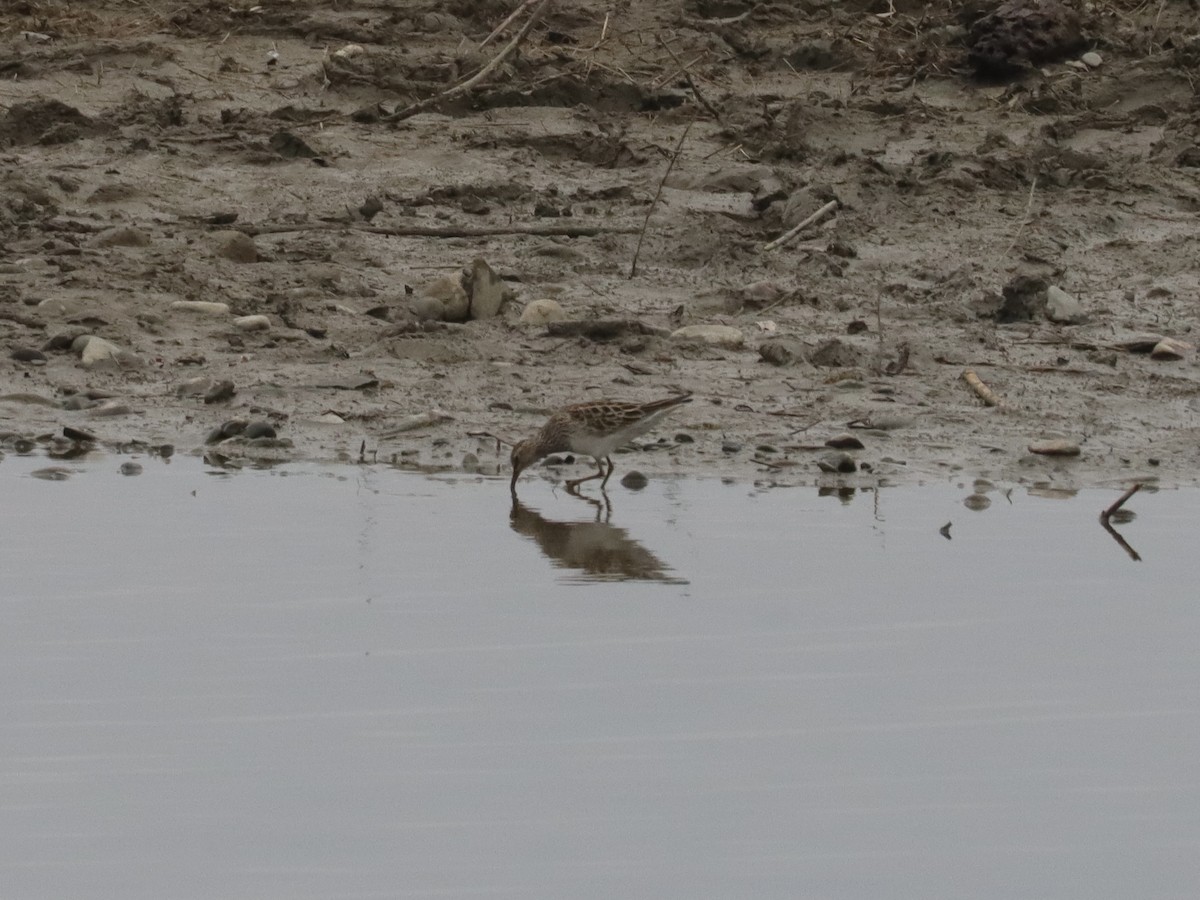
566,456,607,492
599,456,615,489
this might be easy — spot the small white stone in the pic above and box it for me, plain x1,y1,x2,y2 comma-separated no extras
79,336,124,368
519,298,566,325
171,300,230,316
670,324,744,349
1081,51,1103,69
1151,337,1192,360
234,314,271,332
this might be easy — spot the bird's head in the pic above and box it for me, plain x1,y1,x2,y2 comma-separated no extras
510,439,540,493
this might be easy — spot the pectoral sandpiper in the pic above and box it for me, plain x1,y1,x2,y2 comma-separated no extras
510,393,692,494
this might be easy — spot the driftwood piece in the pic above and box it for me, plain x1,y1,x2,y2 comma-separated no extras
961,368,1007,408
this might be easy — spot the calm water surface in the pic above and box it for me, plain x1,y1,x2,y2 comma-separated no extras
1,455,1197,900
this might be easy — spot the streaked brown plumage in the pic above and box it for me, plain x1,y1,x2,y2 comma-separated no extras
510,393,692,494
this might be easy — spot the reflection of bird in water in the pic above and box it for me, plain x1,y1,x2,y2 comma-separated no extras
509,496,687,584
510,393,692,496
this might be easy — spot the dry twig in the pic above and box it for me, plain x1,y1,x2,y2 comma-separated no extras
630,122,692,278
762,199,839,252
385,0,552,122
1101,483,1143,523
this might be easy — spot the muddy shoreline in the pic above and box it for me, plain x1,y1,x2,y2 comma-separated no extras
2,1,1198,489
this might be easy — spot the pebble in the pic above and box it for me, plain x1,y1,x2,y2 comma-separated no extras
206,420,247,443
10,347,46,364
674,433,694,444
170,300,231,316
519,298,566,325
203,380,236,404
467,258,505,320
1044,285,1087,324
1081,51,1103,68
234,314,271,332
42,327,90,352
86,400,133,417
1151,337,1192,360
415,273,469,322
620,471,649,490
30,466,72,481
817,452,857,473
119,462,143,476
77,336,134,368
462,452,480,472
241,421,277,439
214,230,258,263
61,394,97,411
758,338,802,366
176,377,213,398
1028,439,1081,456
825,433,865,450
721,440,743,454
670,324,744,349
963,493,991,511
63,426,96,442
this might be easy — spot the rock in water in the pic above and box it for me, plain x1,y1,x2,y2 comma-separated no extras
967,0,1085,78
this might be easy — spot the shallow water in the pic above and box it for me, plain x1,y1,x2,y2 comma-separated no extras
1,455,1197,900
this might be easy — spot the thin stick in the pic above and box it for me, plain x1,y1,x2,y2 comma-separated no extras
762,199,839,251
222,221,638,238
384,0,552,122
657,37,722,122
629,122,691,278
479,0,539,49
961,368,1006,408
1100,483,1143,522
999,173,1038,261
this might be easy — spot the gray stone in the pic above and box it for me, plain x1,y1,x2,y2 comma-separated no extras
817,452,857,473
759,337,804,366
79,336,138,368
468,258,505,320
1151,337,1192,360
233,314,271,332
1045,285,1087,324
670,324,744,349
171,300,230,316
1081,51,1102,68
414,273,469,322
214,230,258,263
519,298,566,325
